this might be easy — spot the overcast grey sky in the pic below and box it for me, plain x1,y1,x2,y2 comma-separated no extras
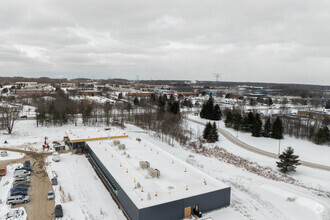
0,0,330,85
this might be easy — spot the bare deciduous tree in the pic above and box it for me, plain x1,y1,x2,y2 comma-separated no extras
0,104,22,134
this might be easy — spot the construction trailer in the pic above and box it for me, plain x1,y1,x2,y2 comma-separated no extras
85,138,230,220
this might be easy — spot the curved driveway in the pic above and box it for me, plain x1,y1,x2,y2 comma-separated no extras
186,117,330,172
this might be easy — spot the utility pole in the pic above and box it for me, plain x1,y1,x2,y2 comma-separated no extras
278,139,281,156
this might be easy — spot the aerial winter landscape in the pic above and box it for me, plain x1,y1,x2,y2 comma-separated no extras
0,0,330,220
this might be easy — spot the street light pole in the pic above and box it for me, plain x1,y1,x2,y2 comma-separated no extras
278,139,281,156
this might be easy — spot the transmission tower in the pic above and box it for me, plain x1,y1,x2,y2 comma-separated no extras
214,73,222,86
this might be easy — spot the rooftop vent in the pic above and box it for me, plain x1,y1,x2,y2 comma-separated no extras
139,161,150,169
148,168,160,178
113,140,120,145
118,144,126,150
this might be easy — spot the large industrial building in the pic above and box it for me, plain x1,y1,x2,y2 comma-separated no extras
66,128,230,220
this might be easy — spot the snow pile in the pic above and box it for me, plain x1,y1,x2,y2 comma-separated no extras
0,152,25,162
0,208,27,220
198,146,296,183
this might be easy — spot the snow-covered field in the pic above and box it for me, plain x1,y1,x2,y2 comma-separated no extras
0,164,27,220
0,120,79,152
45,153,126,220
1,119,330,219
125,123,330,220
188,114,330,166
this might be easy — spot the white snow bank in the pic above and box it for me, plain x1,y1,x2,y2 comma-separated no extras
0,152,25,162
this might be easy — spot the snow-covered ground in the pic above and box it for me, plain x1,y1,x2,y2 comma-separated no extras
0,152,25,162
19,105,36,118
0,120,80,152
125,123,330,220
1,118,330,219
45,153,126,220
0,164,27,220
188,114,330,166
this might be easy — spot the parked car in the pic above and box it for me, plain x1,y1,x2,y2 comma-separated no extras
0,151,8,157
15,166,32,172
11,187,28,193
13,183,30,188
20,115,27,119
14,176,31,182
14,169,31,176
10,191,28,197
54,204,63,218
13,180,31,186
51,177,58,185
13,173,31,179
0,168,6,176
24,160,31,168
47,190,55,200
52,152,60,162
7,195,30,205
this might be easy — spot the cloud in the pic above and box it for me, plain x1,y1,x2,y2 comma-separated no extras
0,0,329,84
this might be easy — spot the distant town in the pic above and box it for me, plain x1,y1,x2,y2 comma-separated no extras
0,77,329,220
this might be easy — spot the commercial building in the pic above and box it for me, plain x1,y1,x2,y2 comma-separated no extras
65,128,231,220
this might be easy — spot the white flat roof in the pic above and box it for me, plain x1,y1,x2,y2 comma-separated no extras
87,137,229,209
66,128,127,142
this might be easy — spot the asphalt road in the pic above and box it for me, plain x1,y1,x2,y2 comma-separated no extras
186,117,330,172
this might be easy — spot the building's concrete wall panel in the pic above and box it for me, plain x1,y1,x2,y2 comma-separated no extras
140,188,231,220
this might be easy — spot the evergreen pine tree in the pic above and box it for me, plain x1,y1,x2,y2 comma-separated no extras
252,114,262,137
205,96,214,119
263,117,271,137
247,112,255,132
168,101,180,115
212,104,222,120
207,122,219,143
203,122,212,140
241,115,249,132
276,147,301,173
271,117,284,139
233,113,242,131
314,126,330,145
133,97,139,106
200,102,207,118
225,111,233,128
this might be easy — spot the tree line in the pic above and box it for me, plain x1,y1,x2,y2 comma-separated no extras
224,111,284,140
